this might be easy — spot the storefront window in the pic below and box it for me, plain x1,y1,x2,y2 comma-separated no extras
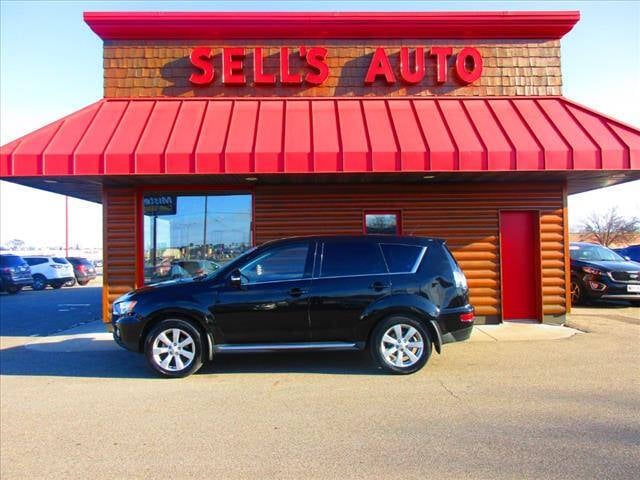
143,193,252,284
364,212,400,235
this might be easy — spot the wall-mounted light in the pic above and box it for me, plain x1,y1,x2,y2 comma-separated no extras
245,177,258,182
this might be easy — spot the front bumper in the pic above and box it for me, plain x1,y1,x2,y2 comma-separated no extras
111,313,145,352
581,274,640,301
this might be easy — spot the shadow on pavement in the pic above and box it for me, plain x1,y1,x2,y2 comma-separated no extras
0,341,383,378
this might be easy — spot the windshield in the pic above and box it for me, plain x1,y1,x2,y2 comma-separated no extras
570,244,625,262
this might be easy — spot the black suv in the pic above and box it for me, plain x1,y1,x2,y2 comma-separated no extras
0,254,33,294
111,235,475,377
570,242,640,305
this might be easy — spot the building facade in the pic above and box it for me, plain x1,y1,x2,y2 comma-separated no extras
1,11,639,325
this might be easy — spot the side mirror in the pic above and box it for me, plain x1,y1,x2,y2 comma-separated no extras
229,269,242,288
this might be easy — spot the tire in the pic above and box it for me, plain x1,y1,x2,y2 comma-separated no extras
144,319,205,378
51,282,64,289
570,278,584,306
6,286,22,294
78,279,89,286
66,278,77,287
32,274,47,291
370,315,432,375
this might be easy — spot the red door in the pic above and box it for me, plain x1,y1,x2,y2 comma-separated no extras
500,211,540,321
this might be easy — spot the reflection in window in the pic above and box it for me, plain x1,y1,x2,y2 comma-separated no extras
240,244,309,284
365,212,399,235
143,193,252,284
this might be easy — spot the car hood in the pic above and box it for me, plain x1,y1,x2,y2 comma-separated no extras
114,276,212,303
573,259,640,272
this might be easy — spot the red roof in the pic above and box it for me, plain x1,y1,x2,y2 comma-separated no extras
83,11,580,40
1,97,639,178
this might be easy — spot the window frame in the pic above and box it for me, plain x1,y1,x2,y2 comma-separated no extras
137,186,254,287
362,210,402,235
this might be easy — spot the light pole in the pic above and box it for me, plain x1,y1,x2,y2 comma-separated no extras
65,196,69,257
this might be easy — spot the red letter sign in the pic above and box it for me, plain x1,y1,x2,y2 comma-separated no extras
280,47,303,85
222,47,246,85
364,48,396,85
400,47,424,85
305,47,329,86
189,47,214,86
253,47,276,85
455,47,483,83
429,46,453,83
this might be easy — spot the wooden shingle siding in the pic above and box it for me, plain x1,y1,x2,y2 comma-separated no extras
254,182,566,321
102,188,137,322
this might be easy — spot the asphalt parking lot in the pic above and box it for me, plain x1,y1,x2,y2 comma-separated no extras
1,288,639,480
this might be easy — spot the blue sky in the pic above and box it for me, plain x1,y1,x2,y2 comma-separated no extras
1,0,639,247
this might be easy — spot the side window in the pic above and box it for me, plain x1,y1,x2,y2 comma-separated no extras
321,240,387,277
25,258,46,266
240,243,310,284
380,244,425,273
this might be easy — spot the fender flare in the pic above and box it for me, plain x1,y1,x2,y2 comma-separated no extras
428,319,443,354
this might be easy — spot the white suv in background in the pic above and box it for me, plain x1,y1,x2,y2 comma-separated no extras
23,256,75,290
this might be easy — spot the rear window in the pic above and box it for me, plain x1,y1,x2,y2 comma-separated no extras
53,257,69,264
0,255,27,267
25,257,47,266
321,240,387,277
380,244,424,273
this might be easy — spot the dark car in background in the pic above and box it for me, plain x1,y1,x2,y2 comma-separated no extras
66,257,97,286
110,235,475,378
570,242,640,306
613,245,640,263
0,254,33,294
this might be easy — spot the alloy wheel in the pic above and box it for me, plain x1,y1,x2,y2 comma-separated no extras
152,328,196,372
570,281,581,305
380,323,424,368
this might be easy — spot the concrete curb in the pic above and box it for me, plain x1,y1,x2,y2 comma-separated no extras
469,322,582,342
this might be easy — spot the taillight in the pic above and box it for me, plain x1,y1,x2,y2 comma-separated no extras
460,312,475,323
78,264,87,272
1,267,14,274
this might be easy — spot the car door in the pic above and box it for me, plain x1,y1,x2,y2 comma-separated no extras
214,240,315,343
308,239,390,342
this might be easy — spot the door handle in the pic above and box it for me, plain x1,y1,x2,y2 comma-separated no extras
288,287,308,297
369,281,390,291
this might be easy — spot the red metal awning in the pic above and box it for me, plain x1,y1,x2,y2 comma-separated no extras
2,97,639,180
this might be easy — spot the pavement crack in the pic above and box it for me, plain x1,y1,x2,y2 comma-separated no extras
438,380,461,401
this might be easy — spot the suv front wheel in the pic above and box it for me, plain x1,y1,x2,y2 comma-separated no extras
371,315,432,374
144,319,205,378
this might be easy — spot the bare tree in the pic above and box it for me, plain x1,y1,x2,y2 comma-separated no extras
580,208,640,247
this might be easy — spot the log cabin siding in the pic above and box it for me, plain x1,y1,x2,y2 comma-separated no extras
101,181,567,323
253,182,567,322
102,188,138,322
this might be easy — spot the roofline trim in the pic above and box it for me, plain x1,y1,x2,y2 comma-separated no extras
83,11,580,40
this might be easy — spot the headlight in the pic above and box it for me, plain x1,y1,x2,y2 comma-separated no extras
113,300,137,315
582,266,602,276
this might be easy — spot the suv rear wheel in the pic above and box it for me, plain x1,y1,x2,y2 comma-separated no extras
371,315,432,374
32,274,47,291
144,319,204,378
